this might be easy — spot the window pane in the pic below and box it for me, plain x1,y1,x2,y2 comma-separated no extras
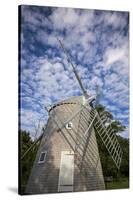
39,152,46,162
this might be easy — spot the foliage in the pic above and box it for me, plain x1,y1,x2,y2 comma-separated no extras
95,104,106,113
111,121,126,133
19,130,40,194
118,136,129,177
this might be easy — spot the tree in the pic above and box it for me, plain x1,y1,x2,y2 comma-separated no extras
110,120,126,133
19,130,40,194
118,136,129,177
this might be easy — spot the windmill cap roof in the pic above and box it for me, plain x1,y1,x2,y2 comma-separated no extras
49,95,85,112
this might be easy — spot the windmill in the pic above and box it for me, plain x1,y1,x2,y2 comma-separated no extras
24,39,122,194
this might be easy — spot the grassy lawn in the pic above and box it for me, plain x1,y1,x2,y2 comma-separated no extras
106,177,129,190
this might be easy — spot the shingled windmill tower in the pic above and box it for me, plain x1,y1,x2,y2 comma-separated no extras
25,40,122,194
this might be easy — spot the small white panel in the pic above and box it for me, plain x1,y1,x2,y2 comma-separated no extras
66,122,73,129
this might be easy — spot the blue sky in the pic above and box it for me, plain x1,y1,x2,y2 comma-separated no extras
20,5,129,138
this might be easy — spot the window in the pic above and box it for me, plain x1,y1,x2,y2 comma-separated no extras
66,122,73,130
58,151,74,192
38,151,47,164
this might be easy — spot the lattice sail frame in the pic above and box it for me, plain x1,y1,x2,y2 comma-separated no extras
94,112,122,169
46,101,122,170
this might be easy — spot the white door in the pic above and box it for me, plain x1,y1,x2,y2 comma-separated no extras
58,151,74,192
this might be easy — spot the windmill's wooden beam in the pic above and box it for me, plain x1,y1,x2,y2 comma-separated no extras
21,133,43,160
75,112,97,150
57,38,88,97
94,113,123,169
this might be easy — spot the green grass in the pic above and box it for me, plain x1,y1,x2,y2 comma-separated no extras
106,177,129,190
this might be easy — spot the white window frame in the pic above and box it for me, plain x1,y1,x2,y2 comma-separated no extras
38,151,47,164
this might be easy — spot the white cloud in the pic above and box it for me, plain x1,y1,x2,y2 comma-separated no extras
50,8,79,30
105,47,125,66
104,12,128,29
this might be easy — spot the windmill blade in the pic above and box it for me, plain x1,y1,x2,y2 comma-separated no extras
92,109,122,169
57,38,88,97
21,133,43,160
